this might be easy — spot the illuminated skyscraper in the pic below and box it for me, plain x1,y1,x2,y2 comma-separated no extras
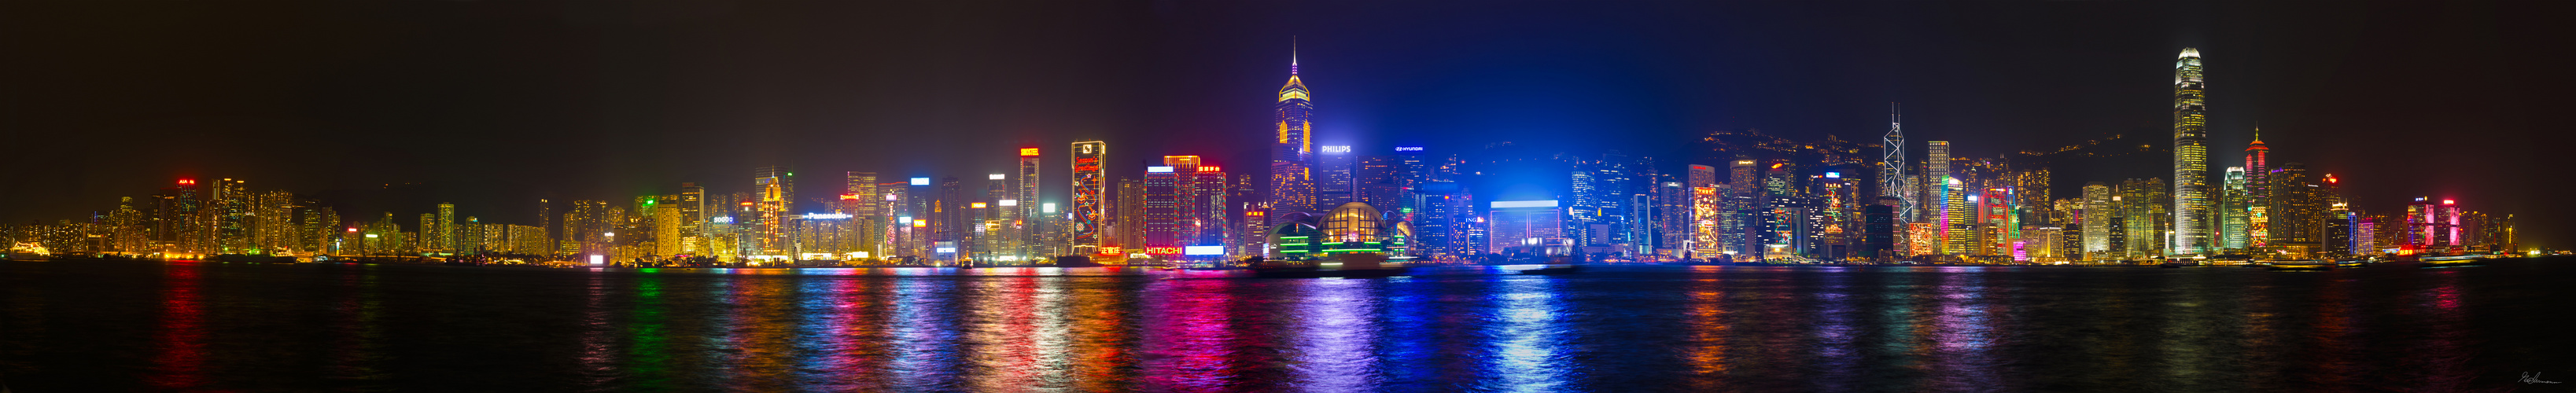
2242,130,2272,247
435,203,456,253
1016,148,1041,258
1190,163,1230,250
984,174,1012,262
1688,164,1720,259
2119,178,2169,259
1724,160,1757,255
2324,201,2354,257
652,200,680,257
1144,163,1181,258
1657,178,1690,254
1316,145,1354,209
2172,48,2212,255
678,183,705,254
1114,178,1144,255
1881,104,1908,221
155,179,201,254
2219,167,2249,250
1071,141,1106,255
537,199,551,253
1943,177,1973,255
211,178,248,253
1926,141,1951,244
843,173,879,257
754,166,793,256
1864,196,1899,259
1568,168,1598,246
1268,45,1317,222
2271,163,2324,250
935,176,966,259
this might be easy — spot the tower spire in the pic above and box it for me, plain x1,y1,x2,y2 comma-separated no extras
1291,36,1299,75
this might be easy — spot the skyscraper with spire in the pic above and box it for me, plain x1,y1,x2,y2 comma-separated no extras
1268,41,1317,224
2242,129,2272,248
2171,47,2211,255
1881,103,1907,222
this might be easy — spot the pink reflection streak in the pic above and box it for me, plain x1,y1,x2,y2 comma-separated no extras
809,277,874,390
1143,278,1240,391
1923,274,1998,391
147,263,209,390
2412,270,2474,391
2308,277,2359,388
577,275,615,386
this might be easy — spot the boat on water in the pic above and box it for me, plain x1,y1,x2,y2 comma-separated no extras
6,242,50,261
2420,254,2494,266
1251,266,1415,278
1251,252,1412,278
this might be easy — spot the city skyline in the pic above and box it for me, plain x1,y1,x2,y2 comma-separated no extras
2,1,2569,248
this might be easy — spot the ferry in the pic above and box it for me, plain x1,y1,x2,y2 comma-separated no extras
2421,254,2495,266
6,242,50,261
1251,253,1413,278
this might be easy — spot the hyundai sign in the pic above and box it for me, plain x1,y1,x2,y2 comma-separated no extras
1146,166,1174,173
910,177,931,185
1491,200,1560,208
1184,245,1225,255
1394,146,1424,152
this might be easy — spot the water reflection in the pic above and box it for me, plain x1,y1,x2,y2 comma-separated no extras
2306,277,2360,390
1808,269,1859,391
326,264,387,387
1923,269,1998,391
792,273,864,391
964,276,1043,391
1683,266,1730,391
1479,276,1568,392
1069,277,1139,391
2408,270,2474,391
1141,278,1244,391
888,275,963,391
147,262,210,390
1292,278,1382,392
622,271,673,391
4,262,2563,391
577,274,617,387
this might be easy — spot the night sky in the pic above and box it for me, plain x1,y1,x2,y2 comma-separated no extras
3,1,2568,247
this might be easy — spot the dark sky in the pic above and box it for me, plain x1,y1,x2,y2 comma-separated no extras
4,1,2569,248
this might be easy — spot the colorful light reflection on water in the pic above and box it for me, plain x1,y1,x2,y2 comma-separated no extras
1,261,2570,391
